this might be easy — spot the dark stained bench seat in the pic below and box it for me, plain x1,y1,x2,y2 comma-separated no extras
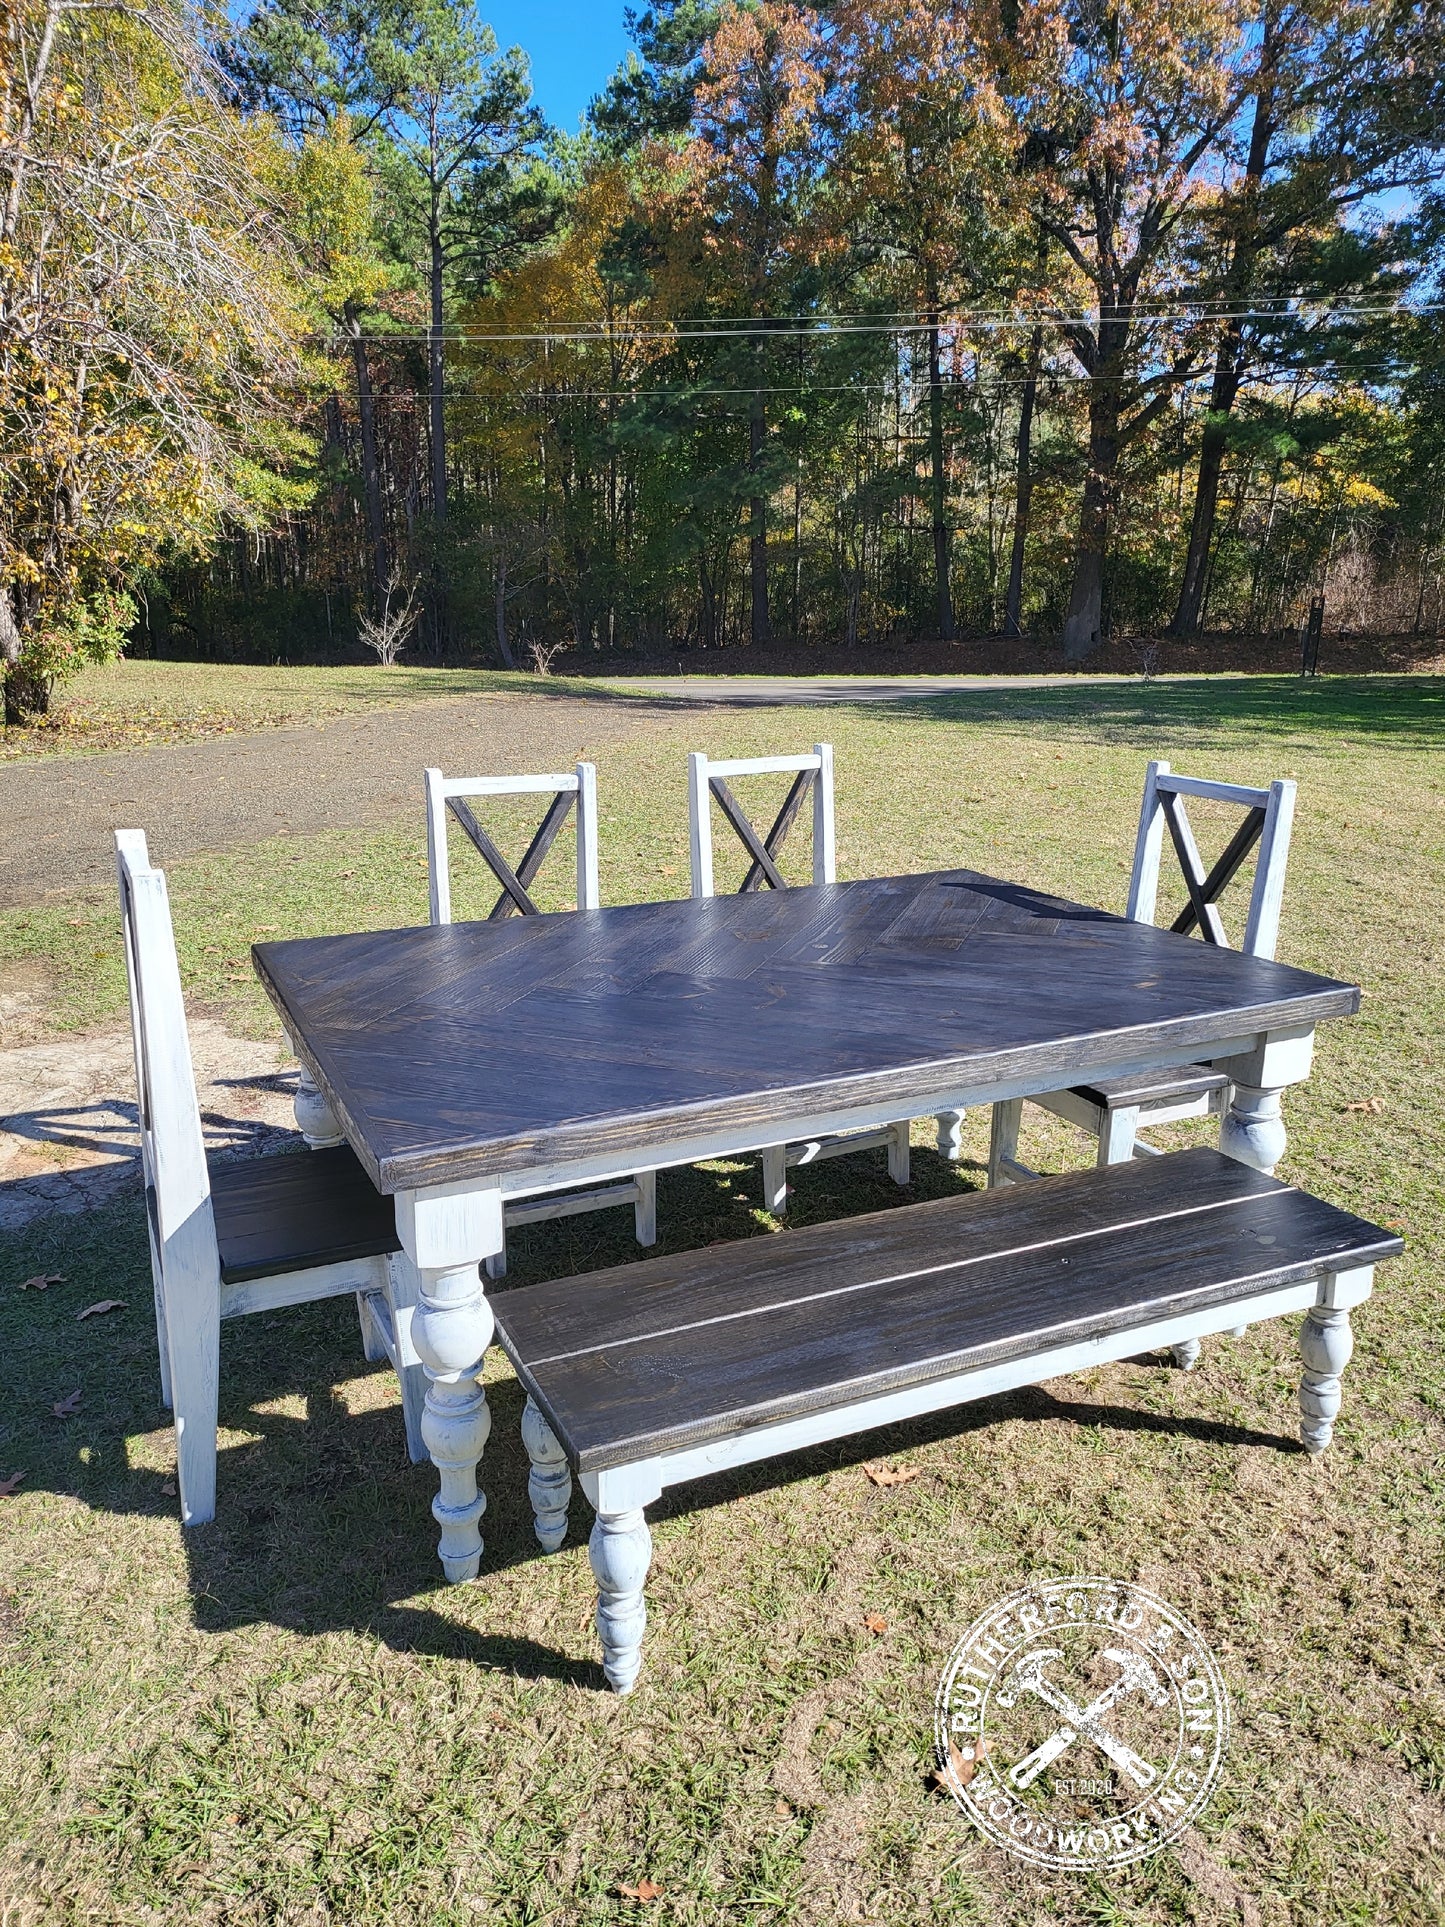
208,1146,401,1285
494,1146,1400,1692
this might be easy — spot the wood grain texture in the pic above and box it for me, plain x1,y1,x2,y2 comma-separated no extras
253,869,1360,1195
1068,1066,1229,1110
492,1148,1400,1474
208,1146,401,1285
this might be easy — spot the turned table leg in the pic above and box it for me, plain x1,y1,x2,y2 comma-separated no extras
396,1184,503,1584
292,1056,345,1149
936,1109,965,1161
589,1506,653,1694
1299,1306,1354,1456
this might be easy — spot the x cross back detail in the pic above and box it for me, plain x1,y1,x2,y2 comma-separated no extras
707,768,816,892
448,786,578,919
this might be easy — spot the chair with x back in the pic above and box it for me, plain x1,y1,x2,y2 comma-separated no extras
423,763,656,1275
685,742,911,1214
987,760,1297,1363
115,830,428,1528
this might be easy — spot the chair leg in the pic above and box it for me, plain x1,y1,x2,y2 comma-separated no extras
988,1100,1023,1187
1095,1105,1140,1166
356,1289,387,1363
936,1109,965,1161
521,1395,572,1551
166,1270,221,1526
633,1169,658,1248
589,1505,653,1694
485,1238,507,1282
761,1145,789,1215
1299,1307,1353,1455
147,1233,172,1411
887,1120,911,1187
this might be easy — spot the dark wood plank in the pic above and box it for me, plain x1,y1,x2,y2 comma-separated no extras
252,869,1361,1194
209,1147,399,1284
1170,806,1264,940
1070,1066,1229,1110
492,1148,1400,1473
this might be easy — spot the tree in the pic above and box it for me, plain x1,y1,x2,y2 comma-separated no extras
0,0,305,719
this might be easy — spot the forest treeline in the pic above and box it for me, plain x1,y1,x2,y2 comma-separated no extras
4,0,1445,712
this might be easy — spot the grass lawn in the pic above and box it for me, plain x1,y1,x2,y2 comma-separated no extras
1,673,1443,1924
0,658,608,761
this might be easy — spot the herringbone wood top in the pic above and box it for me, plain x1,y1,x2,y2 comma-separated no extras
253,870,1358,1193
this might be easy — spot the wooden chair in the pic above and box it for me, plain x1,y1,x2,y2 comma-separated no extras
422,764,656,1276
685,743,910,1212
988,761,1296,1363
115,831,427,1528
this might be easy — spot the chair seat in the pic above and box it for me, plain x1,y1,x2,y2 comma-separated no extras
1068,1065,1230,1112
209,1147,400,1285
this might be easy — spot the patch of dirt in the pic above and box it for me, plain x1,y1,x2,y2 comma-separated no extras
1174,1828,1265,1925
0,1019,297,1233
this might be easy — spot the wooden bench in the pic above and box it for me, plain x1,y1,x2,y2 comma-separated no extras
494,1146,1400,1693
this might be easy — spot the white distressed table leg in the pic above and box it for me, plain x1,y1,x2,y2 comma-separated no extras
397,1183,503,1584
761,1145,788,1215
292,1057,345,1149
935,1109,965,1161
1096,1105,1140,1167
1299,1306,1353,1455
589,1506,653,1694
1219,1082,1287,1174
887,1119,911,1186
1173,1337,1201,1371
521,1395,572,1550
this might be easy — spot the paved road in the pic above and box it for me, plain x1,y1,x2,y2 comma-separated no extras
0,689,656,908
602,671,1155,705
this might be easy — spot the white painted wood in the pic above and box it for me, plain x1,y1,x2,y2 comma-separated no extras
634,1168,658,1248
988,1097,1024,1188
412,1258,494,1582
1299,1305,1354,1455
936,1109,965,1160
521,1395,572,1551
292,1059,345,1149
813,740,836,883
1213,1022,1315,1090
1241,780,1296,959
1217,1083,1287,1174
1317,1265,1374,1311
1125,760,1168,925
703,751,827,780
887,1117,911,1185
576,759,601,910
687,750,714,899
581,1462,666,1513
503,1178,647,1228
1157,773,1275,809
425,761,597,925
761,1144,789,1214
395,1181,505,1270
588,1506,653,1694
1172,1338,1202,1371
116,832,428,1520
1095,1106,1141,1167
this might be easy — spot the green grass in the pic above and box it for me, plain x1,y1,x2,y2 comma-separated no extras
2,673,1444,1924
0,657,617,761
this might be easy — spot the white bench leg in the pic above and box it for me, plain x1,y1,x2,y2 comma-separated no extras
1173,1338,1201,1371
1096,1105,1140,1166
761,1146,788,1216
521,1395,572,1551
589,1506,652,1694
936,1109,965,1161
887,1120,911,1186
485,1239,507,1283
1300,1307,1353,1455
988,1100,1023,1187
357,1289,388,1362
634,1169,658,1248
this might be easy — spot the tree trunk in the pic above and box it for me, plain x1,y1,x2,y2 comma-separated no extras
749,377,771,647
1003,325,1042,638
428,221,447,525
493,552,515,669
1061,389,1119,662
926,312,954,640
0,583,41,723
1168,337,1243,636
346,311,390,611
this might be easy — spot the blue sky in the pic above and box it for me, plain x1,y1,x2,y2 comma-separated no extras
484,2,634,132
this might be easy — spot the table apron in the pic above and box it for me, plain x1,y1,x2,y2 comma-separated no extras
483,1023,1311,1202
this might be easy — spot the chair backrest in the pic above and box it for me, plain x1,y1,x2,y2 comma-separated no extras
1126,760,1297,959
424,763,600,926
687,743,836,899
114,831,215,1261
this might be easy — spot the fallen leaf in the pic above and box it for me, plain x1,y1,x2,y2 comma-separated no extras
18,1273,64,1291
0,1472,25,1497
51,1390,81,1418
660,864,677,877
65,917,86,927
76,1300,127,1321
862,1461,920,1487
256,925,279,933
863,1612,888,1634
161,1478,178,1496
617,1878,664,1902
339,869,357,879
932,1735,990,1793
774,1798,792,1817
1343,1096,1385,1115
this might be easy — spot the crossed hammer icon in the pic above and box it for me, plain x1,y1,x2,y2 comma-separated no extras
996,1645,1169,1791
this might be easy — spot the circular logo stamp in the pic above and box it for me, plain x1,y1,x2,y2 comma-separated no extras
934,1576,1228,1870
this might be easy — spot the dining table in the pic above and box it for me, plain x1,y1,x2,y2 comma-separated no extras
253,867,1359,1583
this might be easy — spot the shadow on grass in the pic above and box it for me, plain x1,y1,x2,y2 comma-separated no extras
0,1146,1302,1691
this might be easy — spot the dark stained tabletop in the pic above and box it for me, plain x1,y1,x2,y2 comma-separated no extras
253,870,1359,1195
